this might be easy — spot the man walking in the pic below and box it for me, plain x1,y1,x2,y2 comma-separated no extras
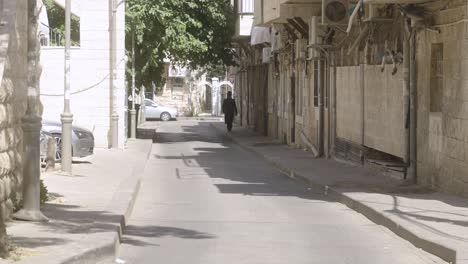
222,91,237,132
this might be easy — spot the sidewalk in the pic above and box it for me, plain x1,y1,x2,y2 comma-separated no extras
212,122,468,264
1,139,152,264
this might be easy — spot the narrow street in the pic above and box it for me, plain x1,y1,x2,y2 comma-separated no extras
118,120,446,264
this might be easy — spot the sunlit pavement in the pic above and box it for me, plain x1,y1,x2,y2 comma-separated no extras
118,120,446,264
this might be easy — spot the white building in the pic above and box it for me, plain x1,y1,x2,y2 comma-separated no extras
39,0,127,149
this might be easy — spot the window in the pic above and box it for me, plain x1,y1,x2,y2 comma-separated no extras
238,0,254,14
430,43,443,112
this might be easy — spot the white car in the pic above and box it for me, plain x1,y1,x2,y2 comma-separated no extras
144,99,178,121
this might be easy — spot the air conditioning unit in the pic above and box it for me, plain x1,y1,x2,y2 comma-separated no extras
322,0,349,25
362,4,393,22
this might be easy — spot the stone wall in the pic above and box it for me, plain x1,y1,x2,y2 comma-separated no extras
416,4,468,196
0,0,28,253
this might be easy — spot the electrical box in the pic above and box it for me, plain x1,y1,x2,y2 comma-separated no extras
262,47,272,64
322,0,349,25
271,24,283,53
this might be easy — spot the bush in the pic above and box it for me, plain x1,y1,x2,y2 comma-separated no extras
40,180,49,204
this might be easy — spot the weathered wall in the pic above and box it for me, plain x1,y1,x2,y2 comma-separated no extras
335,65,405,158
0,0,28,249
416,4,468,196
364,65,405,158
336,66,362,144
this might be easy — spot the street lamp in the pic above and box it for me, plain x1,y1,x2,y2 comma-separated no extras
61,0,73,175
109,0,125,148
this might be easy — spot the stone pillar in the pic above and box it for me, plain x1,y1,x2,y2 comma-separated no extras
13,0,48,222
13,113,48,222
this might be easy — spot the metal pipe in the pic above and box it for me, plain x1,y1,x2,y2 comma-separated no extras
61,0,73,174
130,30,136,139
346,0,363,34
109,0,119,149
364,0,432,3
318,58,324,156
326,56,331,158
408,31,417,183
332,51,337,157
403,32,410,165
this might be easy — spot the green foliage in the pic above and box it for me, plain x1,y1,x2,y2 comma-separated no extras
43,0,80,45
40,180,49,205
126,0,236,90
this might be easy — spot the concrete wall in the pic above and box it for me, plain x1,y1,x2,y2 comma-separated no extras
40,0,126,149
416,4,468,196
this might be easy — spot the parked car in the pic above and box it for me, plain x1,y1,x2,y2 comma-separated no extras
144,99,178,121
40,130,54,166
42,120,95,161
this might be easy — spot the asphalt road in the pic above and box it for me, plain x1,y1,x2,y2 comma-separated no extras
118,120,446,264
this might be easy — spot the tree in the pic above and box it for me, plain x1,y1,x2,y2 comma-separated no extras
126,0,236,89
43,0,80,45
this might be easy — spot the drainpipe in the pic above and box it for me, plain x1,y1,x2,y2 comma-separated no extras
403,30,410,166
310,16,324,157
318,58,324,156
408,30,417,183
331,52,337,157
326,56,331,158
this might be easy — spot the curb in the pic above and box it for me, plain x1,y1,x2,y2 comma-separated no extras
212,123,459,264
59,141,152,264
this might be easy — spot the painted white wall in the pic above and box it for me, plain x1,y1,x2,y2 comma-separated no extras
40,0,127,149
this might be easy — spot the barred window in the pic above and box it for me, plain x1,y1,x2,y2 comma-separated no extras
239,0,254,13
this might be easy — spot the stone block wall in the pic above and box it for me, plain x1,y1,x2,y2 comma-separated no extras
416,3,468,197
0,0,28,253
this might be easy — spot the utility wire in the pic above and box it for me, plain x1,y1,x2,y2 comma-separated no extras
40,58,126,97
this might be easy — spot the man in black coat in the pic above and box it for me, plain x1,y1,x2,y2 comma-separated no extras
222,91,238,132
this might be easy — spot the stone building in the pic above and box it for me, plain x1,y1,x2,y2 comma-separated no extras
233,0,468,197
155,61,211,117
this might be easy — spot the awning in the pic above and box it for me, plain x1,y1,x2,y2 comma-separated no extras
250,26,271,46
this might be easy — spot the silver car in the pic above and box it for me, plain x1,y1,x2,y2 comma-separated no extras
144,99,178,121
42,120,95,161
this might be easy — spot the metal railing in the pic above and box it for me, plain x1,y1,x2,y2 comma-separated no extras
238,0,254,14
40,22,79,47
